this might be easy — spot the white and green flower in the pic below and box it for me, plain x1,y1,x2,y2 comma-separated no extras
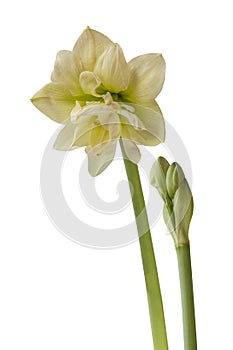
31,27,166,176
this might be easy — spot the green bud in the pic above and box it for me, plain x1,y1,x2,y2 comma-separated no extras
150,157,170,200
163,204,175,231
166,162,185,199
173,180,193,245
150,157,193,247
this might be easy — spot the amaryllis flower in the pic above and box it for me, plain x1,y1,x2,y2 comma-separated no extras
31,27,166,176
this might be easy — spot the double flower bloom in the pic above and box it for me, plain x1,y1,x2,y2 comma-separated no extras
31,28,166,176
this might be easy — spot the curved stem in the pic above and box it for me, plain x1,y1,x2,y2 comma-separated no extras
120,139,168,350
176,243,197,350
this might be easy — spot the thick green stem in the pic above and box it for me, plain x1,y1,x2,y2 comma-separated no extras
120,139,168,350
176,243,197,350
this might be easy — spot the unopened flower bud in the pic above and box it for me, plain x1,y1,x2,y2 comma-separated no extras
173,180,193,245
150,157,194,247
150,157,170,200
166,162,185,199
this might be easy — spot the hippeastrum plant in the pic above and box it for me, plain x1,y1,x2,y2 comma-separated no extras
31,27,169,349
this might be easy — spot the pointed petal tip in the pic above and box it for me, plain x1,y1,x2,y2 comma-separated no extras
158,156,170,168
121,138,141,164
73,27,113,71
86,141,116,176
94,42,130,93
124,53,166,102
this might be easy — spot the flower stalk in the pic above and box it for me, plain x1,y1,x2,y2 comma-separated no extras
176,243,197,350
120,139,168,350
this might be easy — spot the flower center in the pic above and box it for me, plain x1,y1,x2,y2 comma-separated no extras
70,71,145,134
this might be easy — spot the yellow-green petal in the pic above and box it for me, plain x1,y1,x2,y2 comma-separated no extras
120,103,165,144
123,53,165,103
90,125,109,147
86,141,117,176
94,44,130,93
54,122,79,150
31,83,76,123
73,27,113,72
121,125,160,146
79,71,101,96
54,115,97,150
121,139,141,164
140,100,163,114
51,50,83,95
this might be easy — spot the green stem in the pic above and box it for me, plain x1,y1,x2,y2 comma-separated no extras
120,139,168,350
176,243,197,350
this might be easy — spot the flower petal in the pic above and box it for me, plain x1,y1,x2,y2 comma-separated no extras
70,101,82,121
122,53,165,102
79,71,102,96
118,107,145,130
54,122,79,150
89,125,109,147
86,141,117,176
121,125,160,146
51,50,83,95
31,83,76,123
94,44,130,93
108,123,121,140
140,100,163,114
120,103,165,144
97,107,120,129
122,139,141,164
77,104,108,117
73,27,113,71
54,115,98,150
72,102,121,138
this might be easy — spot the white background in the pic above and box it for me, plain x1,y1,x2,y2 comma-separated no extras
1,0,233,349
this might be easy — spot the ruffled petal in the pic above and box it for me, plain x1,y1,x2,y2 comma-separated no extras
51,50,83,95
53,122,79,150
70,101,82,122
97,107,120,131
79,71,102,96
76,103,108,117
73,27,113,71
89,125,109,147
121,125,160,146
94,44,130,93
108,123,121,141
72,102,121,138
121,139,141,164
119,103,165,144
31,83,76,123
122,53,165,103
86,141,117,176
54,114,98,150
118,106,145,130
